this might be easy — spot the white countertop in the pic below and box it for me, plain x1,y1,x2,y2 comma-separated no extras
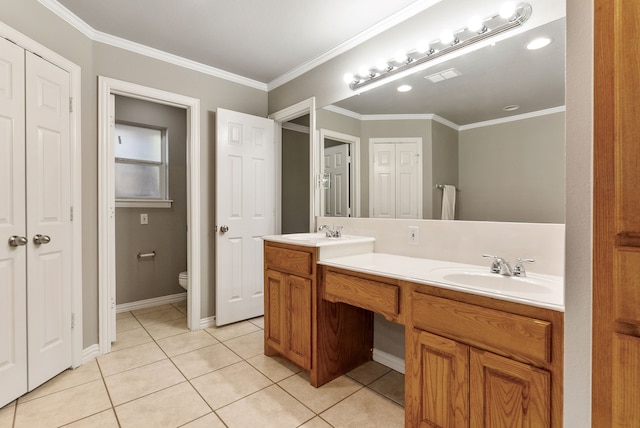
262,232,375,247
318,252,564,312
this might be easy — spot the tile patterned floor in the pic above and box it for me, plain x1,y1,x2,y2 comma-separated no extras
1,301,404,427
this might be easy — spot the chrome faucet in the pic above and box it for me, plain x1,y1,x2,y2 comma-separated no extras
483,255,536,277
482,254,513,276
513,258,535,277
318,225,343,238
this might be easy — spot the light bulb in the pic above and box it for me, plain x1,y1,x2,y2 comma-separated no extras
499,2,517,19
358,66,371,77
416,39,430,54
375,58,388,72
468,16,485,33
343,73,355,84
440,29,456,45
394,51,408,64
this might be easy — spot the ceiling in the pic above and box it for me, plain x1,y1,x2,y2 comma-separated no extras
334,18,565,125
50,0,565,125
55,0,426,85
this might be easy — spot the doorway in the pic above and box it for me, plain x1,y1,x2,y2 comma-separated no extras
319,129,361,218
98,77,201,354
269,98,317,233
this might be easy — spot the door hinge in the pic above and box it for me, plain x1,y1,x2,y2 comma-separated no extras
346,156,352,163
69,97,73,113
70,206,73,221
71,313,75,329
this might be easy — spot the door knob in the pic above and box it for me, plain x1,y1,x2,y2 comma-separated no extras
33,234,51,245
8,236,28,247
219,225,229,233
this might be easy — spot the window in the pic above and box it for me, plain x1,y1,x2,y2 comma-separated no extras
114,123,172,208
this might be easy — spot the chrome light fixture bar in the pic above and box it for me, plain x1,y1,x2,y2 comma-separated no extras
347,2,532,91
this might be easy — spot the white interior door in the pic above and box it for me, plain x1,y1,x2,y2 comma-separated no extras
25,51,72,390
372,143,396,218
0,36,28,407
371,141,421,219
395,142,420,219
324,144,349,217
216,108,275,326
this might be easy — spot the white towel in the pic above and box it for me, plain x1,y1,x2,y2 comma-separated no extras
441,185,456,220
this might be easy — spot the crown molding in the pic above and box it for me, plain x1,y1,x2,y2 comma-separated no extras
282,122,310,134
322,104,363,120
37,0,268,91
323,104,566,130
458,106,566,131
266,0,442,91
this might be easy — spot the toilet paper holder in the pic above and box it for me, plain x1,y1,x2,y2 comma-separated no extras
137,251,156,259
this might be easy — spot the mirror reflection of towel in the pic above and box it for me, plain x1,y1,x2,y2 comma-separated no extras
441,185,456,220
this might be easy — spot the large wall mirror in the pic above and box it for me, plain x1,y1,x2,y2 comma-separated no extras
316,5,565,223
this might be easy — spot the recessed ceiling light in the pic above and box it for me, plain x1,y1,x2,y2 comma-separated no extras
527,37,553,50
397,84,412,93
503,104,520,111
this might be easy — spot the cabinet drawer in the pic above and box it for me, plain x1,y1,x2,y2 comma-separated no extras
265,245,313,276
412,292,551,366
324,270,400,320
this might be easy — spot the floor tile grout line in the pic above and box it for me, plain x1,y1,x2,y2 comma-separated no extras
94,356,123,428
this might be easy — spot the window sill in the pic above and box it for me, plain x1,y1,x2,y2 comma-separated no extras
115,199,173,208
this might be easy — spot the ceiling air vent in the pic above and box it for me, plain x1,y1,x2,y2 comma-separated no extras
425,68,461,83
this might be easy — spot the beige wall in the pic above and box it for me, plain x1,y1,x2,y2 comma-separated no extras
0,0,268,348
114,96,187,304
458,112,565,223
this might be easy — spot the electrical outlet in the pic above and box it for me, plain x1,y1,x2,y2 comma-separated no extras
408,226,419,244
140,213,148,225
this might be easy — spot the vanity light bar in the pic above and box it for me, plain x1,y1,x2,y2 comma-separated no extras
347,2,532,91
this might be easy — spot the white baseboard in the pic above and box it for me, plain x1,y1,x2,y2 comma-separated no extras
116,292,187,313
373,348,405,374
82,344,100,364
199,316,216,329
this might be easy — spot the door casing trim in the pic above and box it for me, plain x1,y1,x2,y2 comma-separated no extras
98,77,201,354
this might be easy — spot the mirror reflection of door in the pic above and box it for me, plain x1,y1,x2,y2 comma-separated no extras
370,138,422,219
323,141,350,217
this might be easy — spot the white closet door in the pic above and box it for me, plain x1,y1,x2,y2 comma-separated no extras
25,51,72,390
0,37,28,408
372,143,396,218
396,142,420,219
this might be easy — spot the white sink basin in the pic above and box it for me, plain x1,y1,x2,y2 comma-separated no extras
429,267,559,295
266,232,373,246
262,232,375,259
284,232,336,241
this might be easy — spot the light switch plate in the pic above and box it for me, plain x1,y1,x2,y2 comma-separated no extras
140,213,148,225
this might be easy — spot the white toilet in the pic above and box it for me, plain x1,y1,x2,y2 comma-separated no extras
178,271,188,290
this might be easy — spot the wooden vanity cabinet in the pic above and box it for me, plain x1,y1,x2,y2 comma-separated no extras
264,242,314,370
406,286,563,428
264,241,373,386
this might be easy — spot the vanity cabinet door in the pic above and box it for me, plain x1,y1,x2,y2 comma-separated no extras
286,274,312,370
264,269,286,355
470,348,550,428
264,268,312,370
407,329,469,428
